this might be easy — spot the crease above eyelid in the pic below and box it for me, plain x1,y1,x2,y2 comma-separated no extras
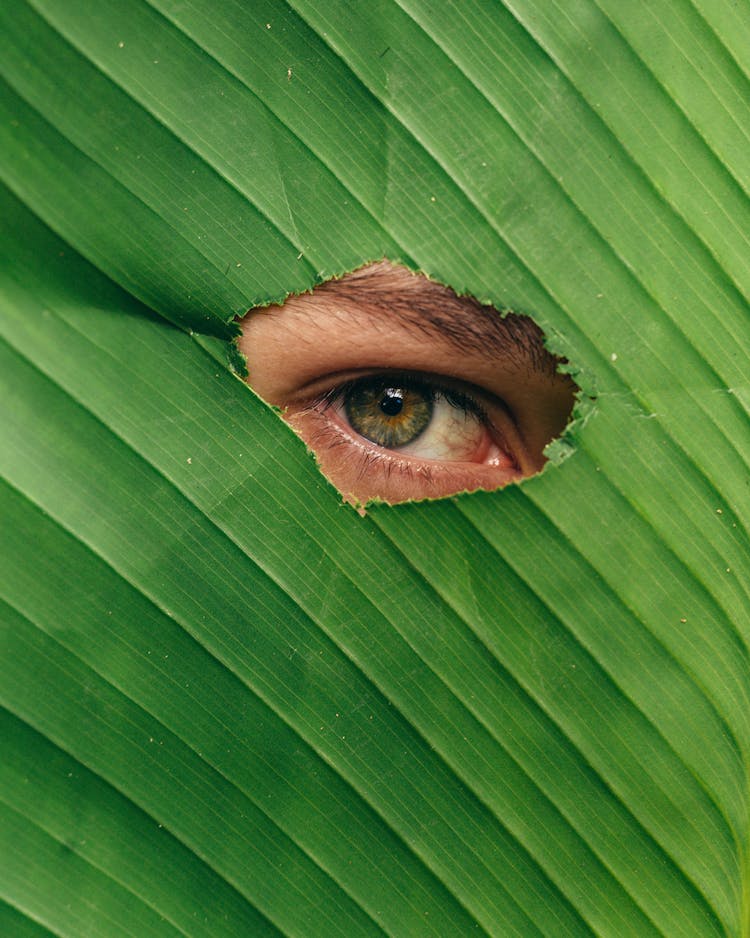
282,366,523,426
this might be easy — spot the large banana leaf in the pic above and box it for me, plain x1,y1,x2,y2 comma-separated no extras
1,1,749,935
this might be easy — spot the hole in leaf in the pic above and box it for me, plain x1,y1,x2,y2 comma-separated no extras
237,261,579,506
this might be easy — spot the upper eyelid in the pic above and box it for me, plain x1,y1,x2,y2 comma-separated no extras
320,373,477,407
305,368,499,408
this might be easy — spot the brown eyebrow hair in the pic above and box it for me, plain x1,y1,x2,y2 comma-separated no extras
310,260,561,376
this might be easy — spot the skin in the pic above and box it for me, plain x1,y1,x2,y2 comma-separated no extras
237,261,576,505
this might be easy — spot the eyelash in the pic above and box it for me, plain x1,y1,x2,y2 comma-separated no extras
318,372,491,430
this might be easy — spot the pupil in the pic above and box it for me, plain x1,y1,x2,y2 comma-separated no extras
380,389,404,417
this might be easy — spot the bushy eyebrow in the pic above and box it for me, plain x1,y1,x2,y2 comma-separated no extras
314,261,560,376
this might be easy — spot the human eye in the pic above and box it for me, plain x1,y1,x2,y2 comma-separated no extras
237,262,576,506
314,368,521,465
326,373,498,458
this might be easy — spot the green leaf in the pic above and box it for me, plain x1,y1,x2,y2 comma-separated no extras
1,2,748,936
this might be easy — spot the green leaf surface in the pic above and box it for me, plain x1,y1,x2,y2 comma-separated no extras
1,2,748,936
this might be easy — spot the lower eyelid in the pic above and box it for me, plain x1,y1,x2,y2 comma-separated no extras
289,408,525,502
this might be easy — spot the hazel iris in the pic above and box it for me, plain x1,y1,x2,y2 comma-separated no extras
344,380,432,448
